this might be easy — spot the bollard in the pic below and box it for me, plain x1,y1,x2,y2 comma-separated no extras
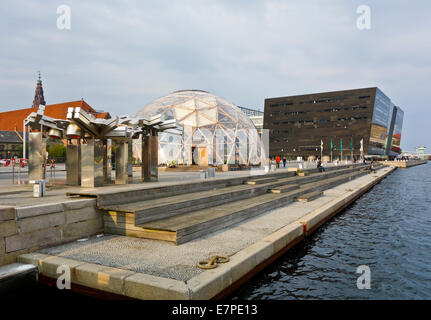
12,160,14,183
199,170,208,179
33,180,46,197
33,180,42,197
208,167,215,178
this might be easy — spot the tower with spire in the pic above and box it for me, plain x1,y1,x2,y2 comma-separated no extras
32,71,46,108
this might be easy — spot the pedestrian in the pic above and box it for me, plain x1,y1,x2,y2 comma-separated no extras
317,158,326,172
370,160,376,173
282,158,287,168
275,156,280,168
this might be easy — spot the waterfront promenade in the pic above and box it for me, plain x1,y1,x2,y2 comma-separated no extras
3,164,395,299
379,159,428,168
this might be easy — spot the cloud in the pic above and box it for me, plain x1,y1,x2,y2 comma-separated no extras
0,0,430,151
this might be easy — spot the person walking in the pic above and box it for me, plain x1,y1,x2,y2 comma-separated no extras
275,156,281,168
282,158,287,168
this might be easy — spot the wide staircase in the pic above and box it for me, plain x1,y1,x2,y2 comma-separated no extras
100,163,382,244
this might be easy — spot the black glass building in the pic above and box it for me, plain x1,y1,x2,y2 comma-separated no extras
264,87,403,160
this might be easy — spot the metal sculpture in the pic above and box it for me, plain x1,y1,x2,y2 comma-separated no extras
24,105,69,182
24,105,180,188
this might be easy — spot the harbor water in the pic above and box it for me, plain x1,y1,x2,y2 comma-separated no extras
232,163,431,299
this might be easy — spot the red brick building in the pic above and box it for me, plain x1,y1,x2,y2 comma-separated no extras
0,99,110,132
0,74,110,158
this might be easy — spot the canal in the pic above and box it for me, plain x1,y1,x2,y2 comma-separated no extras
231,163,431,299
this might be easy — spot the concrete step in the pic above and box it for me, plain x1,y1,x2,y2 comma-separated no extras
117,169,369,244
297,191,324,202
102,165,366,225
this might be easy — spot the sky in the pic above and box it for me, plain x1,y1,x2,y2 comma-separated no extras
0,0,430,152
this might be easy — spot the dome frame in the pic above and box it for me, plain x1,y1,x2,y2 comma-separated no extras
136,90,266,166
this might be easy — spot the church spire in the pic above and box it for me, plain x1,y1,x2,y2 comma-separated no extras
32,71,46,108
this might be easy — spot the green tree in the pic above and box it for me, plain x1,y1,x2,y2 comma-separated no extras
48,144,66,158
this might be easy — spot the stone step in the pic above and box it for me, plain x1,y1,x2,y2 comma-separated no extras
296,171,309,177
270,184,300,194
114,169,369,244
246,177,279,185
70,163,363,207
93,170,297,207
102,166,366,225
297,191,324,202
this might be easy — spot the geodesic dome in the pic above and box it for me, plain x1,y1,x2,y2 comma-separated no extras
135,90,265,165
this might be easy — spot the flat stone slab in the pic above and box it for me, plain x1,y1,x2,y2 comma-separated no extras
0,263,37,282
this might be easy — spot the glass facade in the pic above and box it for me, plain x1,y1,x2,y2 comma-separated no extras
369,88,393,155
238,106,264,133
390,106,404,155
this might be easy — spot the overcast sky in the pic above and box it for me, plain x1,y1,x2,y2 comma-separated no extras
0,0,429,152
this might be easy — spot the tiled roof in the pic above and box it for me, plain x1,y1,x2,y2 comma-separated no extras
95,112,111,119
0,100,110,132
0,131,26,143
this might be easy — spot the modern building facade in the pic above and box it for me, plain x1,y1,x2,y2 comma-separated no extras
264,87,404,160
238,106,264,134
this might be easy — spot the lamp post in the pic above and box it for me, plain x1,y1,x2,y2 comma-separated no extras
330,138,333,162
340,138,343,161
320,140,323,160
23,119,26,159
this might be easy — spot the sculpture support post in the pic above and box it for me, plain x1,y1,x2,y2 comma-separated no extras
28,132,46,182
103,139,112,184
115,140,128,184
142,134,158,182
81,139,104,188
128,139,133,183
66,139,81,185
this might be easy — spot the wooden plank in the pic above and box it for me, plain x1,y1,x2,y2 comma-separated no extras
297,191,324,202
104,211,135,224
104,220,143,231
270,184,300,194
246,177,278,185
104,225,177,243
